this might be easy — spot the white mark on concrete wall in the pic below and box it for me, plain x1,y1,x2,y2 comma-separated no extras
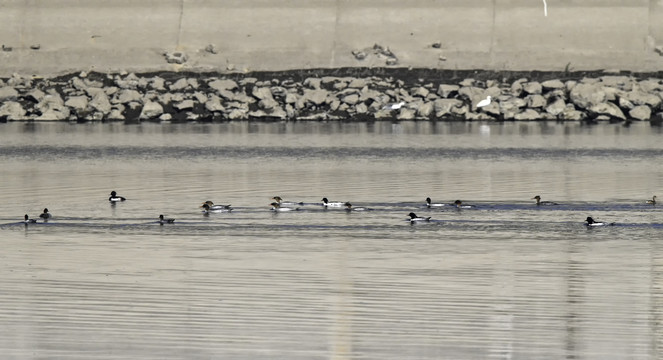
543,0,548,17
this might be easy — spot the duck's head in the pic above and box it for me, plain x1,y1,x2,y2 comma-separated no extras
110,191,117,196
345,202,352,208
270,202,280,208
200,200,214,208
24,214,29,221
585,216,595,224
201,204,210,210
159,215,165,220
454,200,462,207
425,197,432,204
272,196,283,202
532,195,541,200
408,212,418,219
43,208,48,213
322,197,329,204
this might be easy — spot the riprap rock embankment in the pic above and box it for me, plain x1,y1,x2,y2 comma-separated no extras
1,70,662,123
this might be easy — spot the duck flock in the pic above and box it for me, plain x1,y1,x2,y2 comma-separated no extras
14,191,659,228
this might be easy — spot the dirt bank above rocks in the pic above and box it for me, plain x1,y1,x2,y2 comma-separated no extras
1,68,663,123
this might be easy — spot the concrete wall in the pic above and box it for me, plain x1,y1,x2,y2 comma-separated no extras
0,0,662,76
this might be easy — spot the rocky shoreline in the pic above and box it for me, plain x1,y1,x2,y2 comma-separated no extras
1,69,663,123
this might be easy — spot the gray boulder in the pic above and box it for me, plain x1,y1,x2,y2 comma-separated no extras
108,108,125,121
396,108,416,120
193,92,208,104
303,77,322,90
89,92,112,114
169,78,190,91
437,84,459,98
523,81,542,95
545,97,566,116
526,94,546,108
514,109,542,121
347,78,367,89
0,86,19,100
589,102,625,120
25,88,46,103
458,86,485,103
208,79,238,92
638,79,663,93
618,96,634,110
600,76,633,90
301,89,329,106
65,95,89,111
417,101,434,118
0,101,26,120
115,89,142,104
174,99,195,111
433,99,463,117
252,86,274,101
205,95,225,112
411,86,429,98
499,97,527,114
559,104,586,121
342,94,360,105
625,90,661,108
569,83,606,109
227,108,249,120
35,92,70,120
150,77,166,91
629,105,651,121
541,79,565,90
139,101,164,119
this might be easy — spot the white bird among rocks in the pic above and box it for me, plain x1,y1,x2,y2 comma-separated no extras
476,96,492,108
385,101,406,110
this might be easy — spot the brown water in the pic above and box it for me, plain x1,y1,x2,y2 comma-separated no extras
1,121,663,359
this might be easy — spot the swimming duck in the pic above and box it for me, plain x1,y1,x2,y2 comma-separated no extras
200,201,232,212
158,214,175,224
453,200,475,209
585,216,614,227
272,196,304,206
39,208,51,219
270,202,299,212
321,197,344,208
344,202,369,211
532,195,558,206
408,212,431,224
646,196,657,205
425,197,446,208
201,203,232,213
109,191,126,202
23,214,37,224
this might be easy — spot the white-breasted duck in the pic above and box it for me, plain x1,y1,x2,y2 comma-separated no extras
408,212,431,224
109,191,126,202
585,216,614,227
321,197,344,208
23,214,37,224
453,200,475,209
270,202,299,212
345,202,369,211
200,201,232,212
646,195,657,205
425,197,446,208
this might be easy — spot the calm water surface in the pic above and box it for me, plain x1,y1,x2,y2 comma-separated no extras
1,121,663,359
